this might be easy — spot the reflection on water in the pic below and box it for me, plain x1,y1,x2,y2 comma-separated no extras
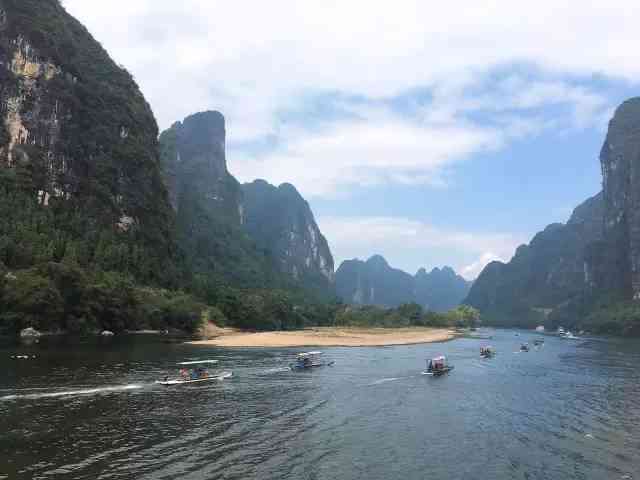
0,331,639,479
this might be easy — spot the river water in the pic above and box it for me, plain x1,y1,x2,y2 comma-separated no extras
1,330,639,480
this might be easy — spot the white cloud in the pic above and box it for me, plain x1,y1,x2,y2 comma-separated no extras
230,109,503,196
62,0,625,197
318,216,525,279
64,0,636,125
461,252,507,280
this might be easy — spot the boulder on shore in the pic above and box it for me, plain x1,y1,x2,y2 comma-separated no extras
20,327,41,338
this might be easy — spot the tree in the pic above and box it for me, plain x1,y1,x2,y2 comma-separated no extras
0,270,64,332
447,305,481,328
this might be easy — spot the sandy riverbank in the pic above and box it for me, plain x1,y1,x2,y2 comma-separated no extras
189,326,458,348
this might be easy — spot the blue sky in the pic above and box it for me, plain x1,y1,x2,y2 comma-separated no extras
65,0,640,278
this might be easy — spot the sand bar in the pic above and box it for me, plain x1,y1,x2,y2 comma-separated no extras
189,326,458,348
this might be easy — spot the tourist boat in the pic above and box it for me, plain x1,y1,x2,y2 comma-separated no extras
423,356,454,376
560,331,579,340
557,326,565,335
520,343,530,352
290,351,334,370
480,346,495,358
157,372,233,385
157,360,233,386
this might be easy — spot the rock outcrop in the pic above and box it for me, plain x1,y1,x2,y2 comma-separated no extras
464,193,603,327
160,111,243,224
336,255,470,311
597,98,640,299
242,179,334,293
159,112,266,287
0,0,172,236
160,112,335,295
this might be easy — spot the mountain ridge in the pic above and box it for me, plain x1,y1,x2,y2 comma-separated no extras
159,112,335,296
336,254,471,311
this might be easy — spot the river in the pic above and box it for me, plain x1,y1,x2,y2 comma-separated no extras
1,329,639,479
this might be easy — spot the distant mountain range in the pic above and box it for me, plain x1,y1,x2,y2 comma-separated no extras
336,255,471,312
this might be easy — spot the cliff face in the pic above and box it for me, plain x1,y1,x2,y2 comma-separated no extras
466,98,640,332
159,112,266,287
242,179,334,292
0,0,171,237
465,192,604,327
336,255,469,311
160,113,334,295
598,98,640,299
160,111,243,225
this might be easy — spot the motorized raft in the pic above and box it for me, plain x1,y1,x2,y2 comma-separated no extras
422,356,454,376
480,346,495,358
156,360,233,386
289,351,334,370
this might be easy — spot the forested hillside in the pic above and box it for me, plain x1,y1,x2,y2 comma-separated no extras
466,98,640,335
0,0,203,335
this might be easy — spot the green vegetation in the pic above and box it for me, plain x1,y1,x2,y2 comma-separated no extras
2,0,174,259
580,299,640,336
332,303,480,329
0,180,199,335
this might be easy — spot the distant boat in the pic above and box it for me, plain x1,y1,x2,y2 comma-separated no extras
520,343,530,352
533,339,544,346
557,326,565,334
290,351,334,370
560,331,579,340
423,356,454,376
535,325,545,332
480,346,495,358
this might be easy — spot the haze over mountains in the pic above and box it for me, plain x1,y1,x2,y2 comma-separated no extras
336,256,471,312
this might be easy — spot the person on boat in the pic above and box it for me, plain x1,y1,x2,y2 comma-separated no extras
180,368,188,380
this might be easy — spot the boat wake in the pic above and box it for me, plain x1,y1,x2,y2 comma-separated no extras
367,377,401,386
177,360,219,365
260,367,293,375
0,384,145,401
